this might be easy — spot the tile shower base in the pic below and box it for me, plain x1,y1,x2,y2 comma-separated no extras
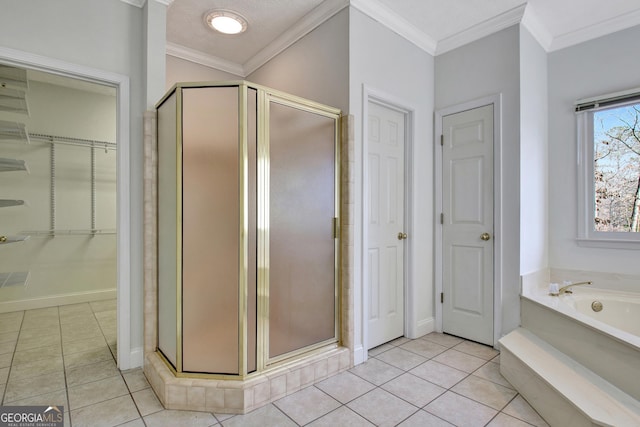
144,347,351,414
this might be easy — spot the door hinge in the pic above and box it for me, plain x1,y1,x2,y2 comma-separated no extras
440,134,444,146
332,217,339,239
440,292,444,303
440,213,444,224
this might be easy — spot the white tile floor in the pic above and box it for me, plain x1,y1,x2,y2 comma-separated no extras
0,302,550,426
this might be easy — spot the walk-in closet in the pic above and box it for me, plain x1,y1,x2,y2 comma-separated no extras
0,64,117,323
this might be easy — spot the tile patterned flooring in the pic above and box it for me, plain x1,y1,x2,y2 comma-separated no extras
0,302,549,426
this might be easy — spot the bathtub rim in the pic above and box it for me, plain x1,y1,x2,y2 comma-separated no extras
521,284,640,352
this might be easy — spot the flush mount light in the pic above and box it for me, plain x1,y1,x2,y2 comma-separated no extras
204,10,248,35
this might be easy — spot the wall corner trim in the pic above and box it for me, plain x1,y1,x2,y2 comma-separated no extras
521,5,553,51
350,0,437,55
243,0,349,75
166,42,245,77
436,4,526,55
547,7,640,52
119,0,174,8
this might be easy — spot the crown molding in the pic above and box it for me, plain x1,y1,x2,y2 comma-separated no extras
521,4,553,51
243,0,349,75
166,42,245,77
436,4,526,55
119,0,174,8
548,7,640,52
349,0,437,55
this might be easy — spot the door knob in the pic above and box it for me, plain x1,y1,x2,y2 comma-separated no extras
397,232,407,240
480,232,491,241
0,236,6,242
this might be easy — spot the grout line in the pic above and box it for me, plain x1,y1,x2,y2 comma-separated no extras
0,310,24,405
57,306,73,427
271,399,303,426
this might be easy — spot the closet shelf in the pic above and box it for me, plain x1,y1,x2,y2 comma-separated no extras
0,235,30,245
0,87,29,115
0,65,28,91
0,120,30,143
0,158,28,173
0,199,25,208
20,229,116,236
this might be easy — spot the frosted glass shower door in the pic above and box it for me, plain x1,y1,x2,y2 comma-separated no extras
268,100,338,360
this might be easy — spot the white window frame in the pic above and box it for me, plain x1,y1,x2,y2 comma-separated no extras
576,90,640,250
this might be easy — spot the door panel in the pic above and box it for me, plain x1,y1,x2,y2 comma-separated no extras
367,101,405,349
442,104,494,345
451,244,485,315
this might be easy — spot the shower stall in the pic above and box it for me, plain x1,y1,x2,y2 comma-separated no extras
153,81,342,387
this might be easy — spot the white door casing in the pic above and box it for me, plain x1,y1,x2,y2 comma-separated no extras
366,101,406,349
441,104,494,345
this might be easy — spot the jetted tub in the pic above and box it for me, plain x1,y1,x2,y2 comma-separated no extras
520,283,640,401
559,288,640,338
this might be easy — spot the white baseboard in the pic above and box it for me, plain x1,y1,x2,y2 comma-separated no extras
127,347,144,370
353,345,366,366
0,289,117,313
413,317,435,339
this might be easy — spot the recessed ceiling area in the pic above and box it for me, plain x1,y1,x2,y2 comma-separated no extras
166,0,640,76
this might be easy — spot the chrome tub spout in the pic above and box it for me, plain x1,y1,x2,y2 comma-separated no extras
559,281,592,295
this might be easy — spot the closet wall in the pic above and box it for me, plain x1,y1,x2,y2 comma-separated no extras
0,72,117,312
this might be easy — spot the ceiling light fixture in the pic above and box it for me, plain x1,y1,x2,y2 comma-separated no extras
204,10,248,35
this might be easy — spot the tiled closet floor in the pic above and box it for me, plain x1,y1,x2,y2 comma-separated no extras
0,303,549,427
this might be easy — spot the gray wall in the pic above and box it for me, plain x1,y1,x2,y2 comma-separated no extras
519,25,549,275
0,0,146,365
435,25,521,338
248,8,349,113
349,7,435,360
548,24,640,274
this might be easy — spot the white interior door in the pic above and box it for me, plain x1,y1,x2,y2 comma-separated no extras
367,101,405,349
441,104,494,345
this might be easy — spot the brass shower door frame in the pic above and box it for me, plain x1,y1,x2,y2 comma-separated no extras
257,88,342,371
156,81,342,380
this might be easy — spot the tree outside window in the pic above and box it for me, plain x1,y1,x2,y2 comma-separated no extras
593,103,640,233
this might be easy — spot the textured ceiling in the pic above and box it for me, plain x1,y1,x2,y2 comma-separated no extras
166,0,640,71
167,0,326,65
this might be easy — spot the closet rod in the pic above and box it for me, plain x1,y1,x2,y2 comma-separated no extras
29,133,117,150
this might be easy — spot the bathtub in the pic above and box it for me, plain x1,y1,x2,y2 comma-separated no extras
559,288,640,338
520,282,640,401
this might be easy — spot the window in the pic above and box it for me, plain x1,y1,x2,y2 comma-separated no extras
576,89,640,249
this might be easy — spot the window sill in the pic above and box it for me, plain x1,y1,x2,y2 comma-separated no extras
576,238,640,250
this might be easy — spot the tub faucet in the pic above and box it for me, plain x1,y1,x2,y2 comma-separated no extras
559,281,592,294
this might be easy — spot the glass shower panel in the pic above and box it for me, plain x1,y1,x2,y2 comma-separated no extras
182,87,239,374
157,92,178,367
268,101,336,359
